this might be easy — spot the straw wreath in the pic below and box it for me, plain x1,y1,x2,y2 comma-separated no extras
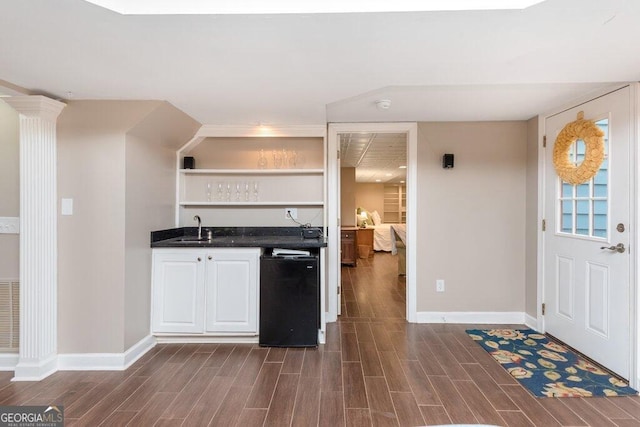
552,111,605,185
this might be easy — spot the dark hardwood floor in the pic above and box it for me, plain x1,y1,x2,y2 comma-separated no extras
1,252,639,426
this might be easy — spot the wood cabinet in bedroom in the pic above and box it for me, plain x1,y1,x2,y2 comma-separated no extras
356,228,374,258
340,227,358,266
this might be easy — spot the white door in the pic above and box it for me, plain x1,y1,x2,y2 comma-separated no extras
544,87,632,378
151,250,205,333
205,248,259,333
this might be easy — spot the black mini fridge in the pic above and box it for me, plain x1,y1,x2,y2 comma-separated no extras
260,251,319,347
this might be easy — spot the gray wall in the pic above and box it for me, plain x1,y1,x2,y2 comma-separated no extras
340,167,356,227
355,183,384,219
0,101,19,279
57,100,199,353
124,103,200,349
416,121,527,313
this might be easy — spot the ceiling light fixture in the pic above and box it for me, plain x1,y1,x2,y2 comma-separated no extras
399,165,407,169
375,100,392,111
83,0,547,15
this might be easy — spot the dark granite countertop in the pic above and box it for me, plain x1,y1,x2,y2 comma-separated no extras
151,227,327,249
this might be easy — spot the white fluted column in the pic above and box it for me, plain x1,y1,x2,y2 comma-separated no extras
5,96,65,381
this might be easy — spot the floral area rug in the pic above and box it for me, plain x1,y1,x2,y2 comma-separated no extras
466,329,637,398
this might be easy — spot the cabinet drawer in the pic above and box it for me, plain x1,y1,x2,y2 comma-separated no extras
342,232,355,240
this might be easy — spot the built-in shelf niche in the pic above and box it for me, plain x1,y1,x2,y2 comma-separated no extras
184,137,324,170
176,129,326,227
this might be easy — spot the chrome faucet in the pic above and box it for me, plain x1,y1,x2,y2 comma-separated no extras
193,215,202,239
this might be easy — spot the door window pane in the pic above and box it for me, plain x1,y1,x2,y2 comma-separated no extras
576,200,589,235
557,118,608,239
561,200,573,233
593,200,607,238
576,183,590,198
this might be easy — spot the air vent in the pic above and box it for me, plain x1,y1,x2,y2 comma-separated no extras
0,280,19,351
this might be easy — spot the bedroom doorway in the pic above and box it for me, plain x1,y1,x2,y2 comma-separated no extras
327,123,417,323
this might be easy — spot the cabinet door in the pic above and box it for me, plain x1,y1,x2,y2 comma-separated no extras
340,230,356,266
152,251,205,333
205,248,260,333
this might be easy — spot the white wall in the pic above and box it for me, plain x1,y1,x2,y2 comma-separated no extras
0,100,19,279
416,121,527,313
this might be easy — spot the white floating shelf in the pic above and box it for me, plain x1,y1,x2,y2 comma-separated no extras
179,201,324,207
180,168,324,175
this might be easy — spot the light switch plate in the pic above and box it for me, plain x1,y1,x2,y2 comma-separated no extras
0,217,19,234
61,198,73,216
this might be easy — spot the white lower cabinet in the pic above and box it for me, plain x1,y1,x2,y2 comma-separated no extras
205,248,259,333
151,250,205,333
152,248,260,335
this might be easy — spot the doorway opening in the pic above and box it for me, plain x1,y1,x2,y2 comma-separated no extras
340,133,407,318
327,123,417,323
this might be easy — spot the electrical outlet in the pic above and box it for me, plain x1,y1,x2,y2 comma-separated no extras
436,279,445,292
285,208,298,220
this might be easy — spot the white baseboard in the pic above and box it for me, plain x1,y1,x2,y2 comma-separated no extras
524,313,539,330
58,335,156,371
0,353,18,371
318,329,326,345
154,335,259,344
416,311,526,324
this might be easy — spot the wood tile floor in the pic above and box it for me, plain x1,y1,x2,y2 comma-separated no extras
1,252,640,425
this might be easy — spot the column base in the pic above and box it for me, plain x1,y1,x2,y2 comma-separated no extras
13,354,57,381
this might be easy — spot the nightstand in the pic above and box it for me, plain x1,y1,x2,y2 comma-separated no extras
341,227,358,266
356,228,374,258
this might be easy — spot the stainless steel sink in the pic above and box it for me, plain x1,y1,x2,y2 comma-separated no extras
174,237,210,243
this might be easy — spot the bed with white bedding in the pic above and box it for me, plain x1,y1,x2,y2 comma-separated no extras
357,209,405,253
366,223,406,253
390,225,406,275
364,223,406,275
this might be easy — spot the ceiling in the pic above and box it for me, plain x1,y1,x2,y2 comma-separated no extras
1,0,639,125
82,0,548,15
340,133,406,183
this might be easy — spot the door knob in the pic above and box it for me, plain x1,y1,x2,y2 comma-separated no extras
600,243,625,253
